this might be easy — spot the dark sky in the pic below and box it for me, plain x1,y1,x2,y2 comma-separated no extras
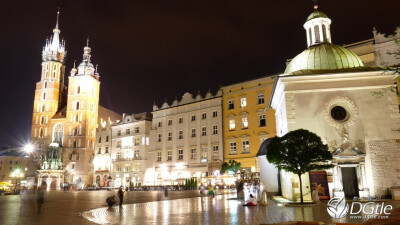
0,0,399,146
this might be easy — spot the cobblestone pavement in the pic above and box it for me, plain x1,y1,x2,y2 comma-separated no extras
1,190,400,225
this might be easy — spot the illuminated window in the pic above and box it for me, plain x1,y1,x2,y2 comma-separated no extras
242,117,248,129
134,150,140,158
257,93,264,104
229,119,235,131
242,140,250,153
191,148,197,159
191,128,196,138
178,130,183,139
201,147,207,158
240,97,247,108
201,127,206,136
202,113,206,120
167,150,172,161
229,142,237,155
134,138,140,146
228,99,234,110
168,132,172,141
259,115,266,127
212,125,218,135
157,152,162,162
168,119,172,126
178,149,183,160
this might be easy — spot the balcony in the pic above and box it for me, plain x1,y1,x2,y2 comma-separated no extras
112,157,141,162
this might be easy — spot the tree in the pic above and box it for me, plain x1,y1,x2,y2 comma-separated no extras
267,129,333,204
220,160,241,175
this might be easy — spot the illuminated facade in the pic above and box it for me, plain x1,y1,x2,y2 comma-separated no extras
28,12,120,190
148,91,224,185
0,150,29,185
269,5,400,201
221,77,276,171
93,120,112,187
110,113,152,188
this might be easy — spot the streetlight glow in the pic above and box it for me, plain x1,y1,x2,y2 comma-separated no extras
24,144,34,153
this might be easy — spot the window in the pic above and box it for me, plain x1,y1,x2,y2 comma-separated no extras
40,116,44,125
41,103,45,112
106,136,109,142
168,132,172,141
77,86,81,94
191,115,196,121
105,147,109,153
212,125,218,135
158,121,162,127
228,99,234,110
212,111,218,117
240,97,247,108
76,101,80,110
308,28,312,44
168,119,172,126
191,128,196,138
178,149,183,160
98,137,101,143
117,130,121,136
15,161,18,165
116,165,121,172
229,119,235,131
9,161,12,164
75,114,79,122
157,152,162,162
190,148,197,159
53,64,57,77
242,140,250,153
259,115,266,127
134,138,140,146
125,149,133,159
202,113,206,120
134,150,140,158
229,142,237,155
135,127,139,134
126,129,130,135
44,81,48,89
72,164,75,170
213,145,219,157
201,146,207,158
117,141,121,148
125,165,131,172
42,92,46,100
242,117,248,129
257,93,265,104
97,148,101,154
167,150,172,161
201,127,207,136
39,128,44,137
314,25,320,43
117,152,122,159
179,117,183,124
178,130,183,139
322,24,327,42
158,133,162,142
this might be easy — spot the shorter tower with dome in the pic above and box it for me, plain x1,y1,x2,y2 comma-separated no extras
269,4,400,200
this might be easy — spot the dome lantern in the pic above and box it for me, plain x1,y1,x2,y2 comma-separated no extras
303,4,332,47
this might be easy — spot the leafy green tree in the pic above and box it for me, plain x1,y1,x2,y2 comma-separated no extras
267,129,333,204
221,160,241,175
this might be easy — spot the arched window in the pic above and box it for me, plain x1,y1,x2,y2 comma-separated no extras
322,24,327,42
41,104,45,112
53,65,57,78
77,86,81,94
314,25,320,43
98,137,101,143
73,141,77,148
44,81,47,89
52,123,64,144
42,92,46,100
39,128,44,137
76,101,80,110
308,28,312,44
75,114,79,122
40,116,44,125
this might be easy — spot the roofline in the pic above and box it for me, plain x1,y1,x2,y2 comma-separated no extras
343,38,374,48
221,73,278,89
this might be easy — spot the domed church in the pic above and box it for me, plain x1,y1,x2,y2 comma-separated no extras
269,5,400,200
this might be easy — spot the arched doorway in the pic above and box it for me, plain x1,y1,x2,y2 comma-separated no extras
103,175,108,187
41,181,47,189
50,180,57,190
96,175,100,187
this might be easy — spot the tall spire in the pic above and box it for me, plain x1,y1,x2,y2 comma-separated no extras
42,8,66,63
55,7,60,29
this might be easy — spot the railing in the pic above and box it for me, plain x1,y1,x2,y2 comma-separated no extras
112,157,141,162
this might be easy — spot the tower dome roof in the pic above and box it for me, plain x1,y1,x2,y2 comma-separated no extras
284,43,364,75
306,9,328,22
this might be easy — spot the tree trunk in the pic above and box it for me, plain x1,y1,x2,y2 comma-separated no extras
298,174,303,204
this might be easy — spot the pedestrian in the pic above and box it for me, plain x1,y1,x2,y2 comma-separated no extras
106,195,116,207
208,185,214,199
200,185,205,195
37,186,45,213
243,194,257,206
117,186,125,207
164,186,168,197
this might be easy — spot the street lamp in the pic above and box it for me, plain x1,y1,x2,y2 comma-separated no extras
23,144,34,154
10,168,24,194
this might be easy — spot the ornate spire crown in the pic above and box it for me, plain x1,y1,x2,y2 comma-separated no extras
42,8,66,63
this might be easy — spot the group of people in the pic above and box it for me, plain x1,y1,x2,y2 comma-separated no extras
106,186,125,207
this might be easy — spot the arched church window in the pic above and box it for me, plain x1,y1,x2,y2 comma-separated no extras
76,101,80,110
75,114,79,122
314,25,320,43
40,116,44,125
322,24,327,42
53,65,57,78
41,104,45,112
42,92,46,100
308,28,312,44
73,141,77,148
77,86,81,94
52,123,64,144
44,81,47,89
39,128,44,138
98,137,101,143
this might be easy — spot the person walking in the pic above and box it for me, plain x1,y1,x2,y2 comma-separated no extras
117,186,125,207
208,185,214,199
37,186,45,213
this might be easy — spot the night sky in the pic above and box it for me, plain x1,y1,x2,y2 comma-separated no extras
0,0,399,146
